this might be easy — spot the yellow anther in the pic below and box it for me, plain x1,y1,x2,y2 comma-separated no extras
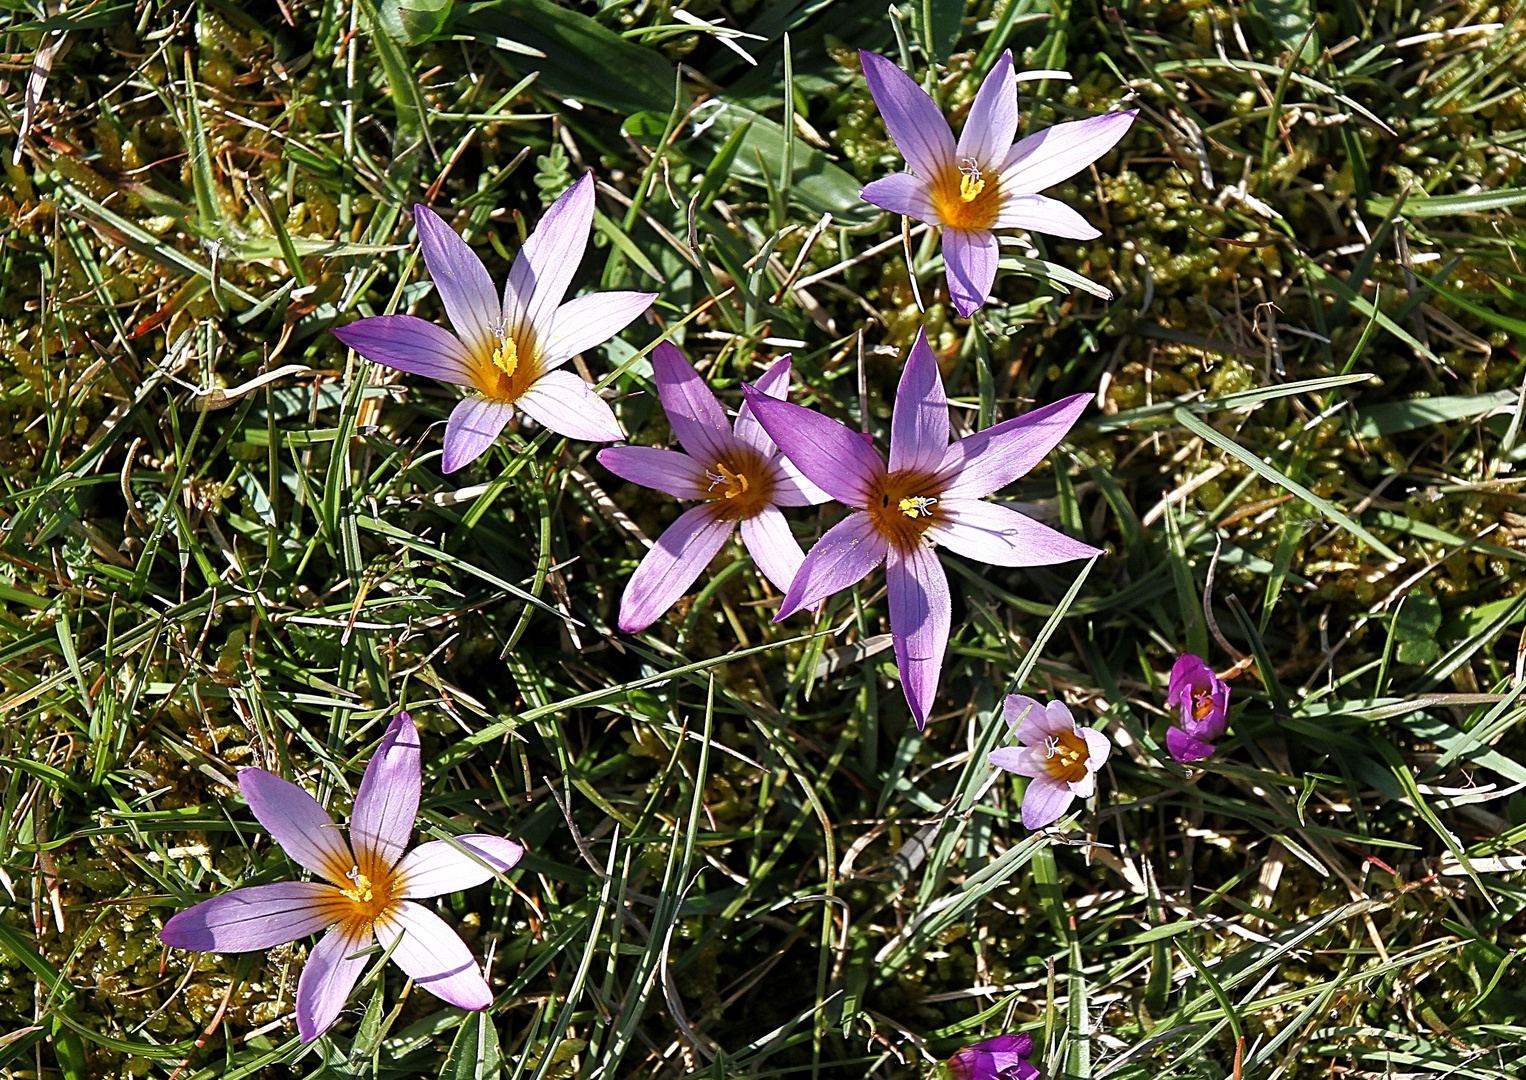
343,866,374,904
490,336,519,378
898,495,937,518
958,159,986,202
707,462,750,500
1193,690,1217,721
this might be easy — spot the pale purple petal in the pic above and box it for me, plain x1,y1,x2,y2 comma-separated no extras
937,393,1091,499
1080,726,1111,769
331,316,473,386
598,446,711,500
1001,110,1137,193
769,455,833,506
887,328,950,476
237,768,352,885
926,498,1100,566
159,882,343,953
943,228,999,318
739,504,805,595
1167,726,1217,763
733,355,792,456
860,50,956,180
1069,770,1096,799
397,836,526,898
955,51,1018,169
651,342,737,465
993,193,1101,240
1020,774,1074,829
504,172,596,341
618,505,735,633
296,921,372,1043
350,712,421,873
885,540,951,729
373,901,493,1010
776,512,887,619
988,745,1046,779
517,369,624,443
442,397,514,474
1006,693,1064,744
860,173,938,223
741,388,886,507
542,290,656,367
414,204,500,354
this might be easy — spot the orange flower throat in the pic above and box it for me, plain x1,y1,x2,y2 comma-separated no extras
704,448,774,522
1041,730,1089,784
867,471,942,549
931,157,1002,232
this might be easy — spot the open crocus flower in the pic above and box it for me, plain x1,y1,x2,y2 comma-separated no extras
1165,653,1231,763
990,695,1110,829
859,49,1137,316
159,713,523,1042
598,344,830,632
949,1034,1039,1080
742,327,1098,727
332,173,656,472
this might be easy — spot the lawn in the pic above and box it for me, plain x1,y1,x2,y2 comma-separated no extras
2,0,1526,1077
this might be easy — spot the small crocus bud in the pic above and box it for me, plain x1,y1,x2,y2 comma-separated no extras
1164,654,1231,763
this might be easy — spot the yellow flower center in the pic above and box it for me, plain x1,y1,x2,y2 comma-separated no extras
342,867,375,904
337,861,398,926
704,451,773,522
1042,730,1090,784
1193,689,1217,721
931,157,1002,232
898,495,938,518
867,471,943,549
491,336,519,379
470,328,538,404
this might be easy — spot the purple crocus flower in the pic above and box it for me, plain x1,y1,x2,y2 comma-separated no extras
949,1034,1039,1080
859,49,1137,316
989,695,1111,829
597,344,830,632
332,173,656,472
159,713,523,1043
1164,653,1231,763
741,327,1098,728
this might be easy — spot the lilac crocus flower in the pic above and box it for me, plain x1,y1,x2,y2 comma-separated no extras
742,327,1098,728
989,695,1111,829
1164,653,1231,763
332,173,656,472
598,345,830,632
949,1034,1039,1080
859,49,1137,316
159,713,523,1043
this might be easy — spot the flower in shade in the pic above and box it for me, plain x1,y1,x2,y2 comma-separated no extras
858,49,1137,317
1164,653,1231,763
159,713,523,1043
332,173,656,472
597,344,830,632
741,327,1098,728
949,1034,1039,1080
989,695,1110,829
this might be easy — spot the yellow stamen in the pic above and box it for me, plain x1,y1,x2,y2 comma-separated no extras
343,866,374,904
898,495,937,518
491,336,519,378
707,461,750,500
1193,690,1217,721
1041,730,1090,783
958,162,986,202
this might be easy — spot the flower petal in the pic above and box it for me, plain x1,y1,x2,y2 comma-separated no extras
860,173,938,222
988,745,1046,779
739,504,805,595
1005,694,1059,744
397,835,526,898
741,387,885,507
955,50,1018,169
159,882,345,953
885,540,951,729
1080,725,1111,769
651,342,737,464
331,316,473,385
374,901,493,1011
776,512,887,619
414,204,500,354
350,712,421,873
237,768,352,885
769,455,833,506
517,369,624,443
1001,109,1137,193
1166,653,1214,707
442,397,514,474
733,354,791,456
860,50,957,180
598,445,710,500
541,290,656,368
1068,770,1096,799
296,921,372,1043
888,328,949,476
618,505,735,633
943,228,999,318
936,393,1090,499
504,172,596,341
993,193,1100,239
1167,726,1217,763
1020,775,1074,829
926,499,1101,566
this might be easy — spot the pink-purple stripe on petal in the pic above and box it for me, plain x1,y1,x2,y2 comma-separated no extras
936,393,1091,499
738,504,806,596
331,315,474,386
159,881,341,953
954,50,1018,170
503,172,597,341
860,173,939,223
349,712,422,873
397,835,526,899
887,328,950,476
741,389,885,507
598,445,712,500
651,342,737,465
926,498,1100,566
413,204,501,354
993,192,1101,240
885,540,951,729
1001,109,1137,194
237,768,351,885
542,290,656,369
942,227,1000,318
859,50,957,180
